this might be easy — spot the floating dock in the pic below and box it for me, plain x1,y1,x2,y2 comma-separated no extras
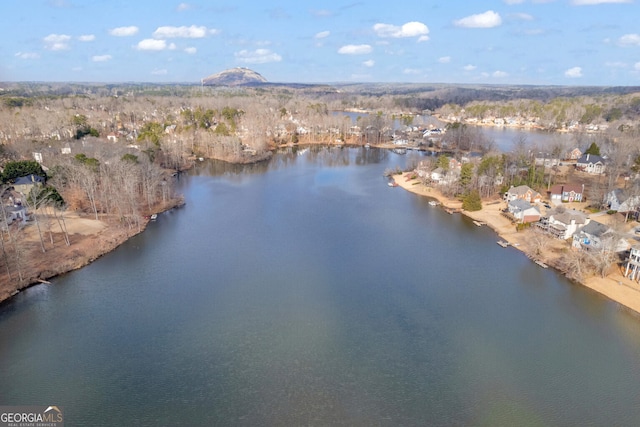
534,260,549,269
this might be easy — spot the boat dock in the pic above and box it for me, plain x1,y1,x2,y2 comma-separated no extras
534,260,549,268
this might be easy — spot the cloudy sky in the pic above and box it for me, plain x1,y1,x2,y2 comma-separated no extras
2,0,640,85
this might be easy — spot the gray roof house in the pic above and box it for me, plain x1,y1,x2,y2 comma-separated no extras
507,199,541,223
572,220,626,252
604,189,640,212
576,154,606,175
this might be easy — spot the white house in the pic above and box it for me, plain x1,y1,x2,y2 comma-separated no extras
576,154,606,175
545,208,589,239
430,167,444,183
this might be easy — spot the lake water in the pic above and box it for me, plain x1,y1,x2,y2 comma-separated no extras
335,111,590,152
1,147,639,426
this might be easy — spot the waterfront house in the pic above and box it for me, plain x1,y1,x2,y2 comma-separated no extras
604,189,640,213
430,167,444,183
549,183,584,204
624,245,640,281
544,208,589,239
503,185,542,204
571,220,626,252
576,154,606,175
507,199,541,223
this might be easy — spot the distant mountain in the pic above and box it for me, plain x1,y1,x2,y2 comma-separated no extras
201,68,267,86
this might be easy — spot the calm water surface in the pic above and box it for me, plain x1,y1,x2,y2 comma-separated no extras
1,148,639,426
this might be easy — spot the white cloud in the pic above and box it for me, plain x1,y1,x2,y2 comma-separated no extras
618,33,640,46
153,25,210,39
565,67,583,78
185,47,197,54
634,62,640,71
15,52,40,59
109,26,139,37
235,49,282,64
315,31,330,39
403,68,421,75
454,11,502,28
363,59,375,67
504,0,524,4
463,64,477,71
438,56,451,64
92,55,112,62
43,33,71,50
511,13,534,20
78,34,95,42
373,21,429,38
493,70,509,77
151,68,168,75
571,0,632,4
605,61,627,68
177,2,192,11
338,44,372,55
136,39,168,51
311,9,334,17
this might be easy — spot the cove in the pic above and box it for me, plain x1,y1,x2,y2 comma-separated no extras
1,147,639,426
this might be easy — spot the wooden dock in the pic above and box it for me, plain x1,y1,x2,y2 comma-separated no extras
534,260,549,269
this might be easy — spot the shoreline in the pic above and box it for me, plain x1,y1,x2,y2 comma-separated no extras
390,172,640,316
0,198,185,305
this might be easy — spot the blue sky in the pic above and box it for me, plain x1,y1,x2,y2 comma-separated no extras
2,0,640,85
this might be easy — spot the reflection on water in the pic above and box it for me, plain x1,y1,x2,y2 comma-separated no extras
0,148,639,426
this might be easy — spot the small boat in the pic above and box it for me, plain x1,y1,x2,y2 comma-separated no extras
150,214,158,220
428,200,439,206
387,181,398,187
497,240,509,248
473,220,485,227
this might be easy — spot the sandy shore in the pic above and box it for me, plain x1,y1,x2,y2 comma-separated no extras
390,173,640,316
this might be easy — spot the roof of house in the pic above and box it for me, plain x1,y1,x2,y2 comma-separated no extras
549,183,583,195
577,153,605,164
508,185,537,196
550,208,588,225
509,199,533,210
578,220,609,238
14,174,45,185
